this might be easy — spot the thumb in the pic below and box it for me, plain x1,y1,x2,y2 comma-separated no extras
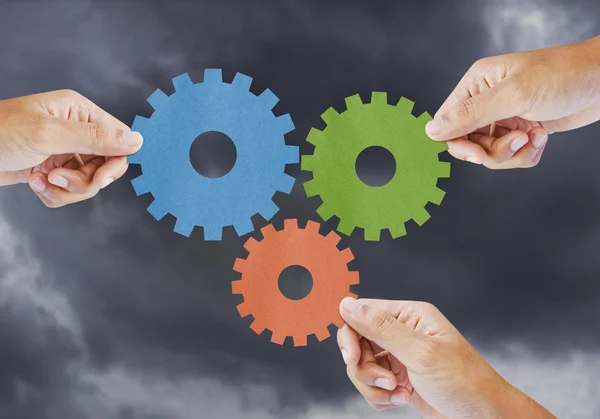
426,81,525,142
41,119,143,156
339,297,429,370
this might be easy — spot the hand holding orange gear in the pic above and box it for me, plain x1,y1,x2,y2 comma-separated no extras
232,219,359,346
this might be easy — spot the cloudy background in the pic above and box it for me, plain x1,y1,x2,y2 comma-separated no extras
1,0,600,418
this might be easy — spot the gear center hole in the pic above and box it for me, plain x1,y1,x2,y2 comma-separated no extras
278,265,313,301
355,146,396,187
190,131,237,178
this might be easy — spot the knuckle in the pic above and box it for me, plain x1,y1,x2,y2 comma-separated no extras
370,312,398,338
57,89,83,102
453,99,476,122
367,401,379,410
472,57,491,71
414,340,441,369
416,301,437,313
29,115,56,142
371,403,388,412
89,123,110,145
42,198,60,209
525,157,541,168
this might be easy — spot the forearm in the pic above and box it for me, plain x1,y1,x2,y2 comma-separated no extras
485,375,557,419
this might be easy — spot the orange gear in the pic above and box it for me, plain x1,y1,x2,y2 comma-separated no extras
232,219,359,347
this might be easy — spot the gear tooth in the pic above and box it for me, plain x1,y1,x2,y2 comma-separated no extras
284,219,298,231
332,316,345,328
257,88,279,110
173,219,194,237
338,247,354,264
236,301,251,317
271,332,286,345
276,114,295,135
337,220,355,237
260,223,277,239
325,230,341,246
347,271,360,285
304,220,320,234
233,258,247,274
283,145,299,165
147,88,169,110
250,319,265,335
233,218,254,237
321,107,339,125
417,111,433,124
314,327,330,342
435,161,451,178
316,202,335,221
293,335,308,347
303,179,320,198
147,200,169,221
131,115,150,133
364,228,381,242
258,200,279,221
171,73,193,91
243,237,259,252
428,186,446,205
231,280,245,295
131,175,150,196
276,174,296,194
301,154,315,171
370,91,388,105
396,97,415,114
203,224,223,241
306,128,324,145
232,72,253,90
345,94,363,110
389,223,407,239
203,68,223,84
412,208,431,226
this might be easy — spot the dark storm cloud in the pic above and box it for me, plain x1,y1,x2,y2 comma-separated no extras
1,0,600,418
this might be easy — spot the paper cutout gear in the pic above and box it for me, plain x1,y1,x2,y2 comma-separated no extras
128,69,299,240
232,219,360,347
302,92,451,241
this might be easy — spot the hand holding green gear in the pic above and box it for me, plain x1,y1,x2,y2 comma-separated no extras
301,92,450,241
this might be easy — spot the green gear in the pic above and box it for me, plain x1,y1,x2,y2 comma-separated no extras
301,92,451,241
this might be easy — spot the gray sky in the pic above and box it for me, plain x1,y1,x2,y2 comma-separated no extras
0,0,600,418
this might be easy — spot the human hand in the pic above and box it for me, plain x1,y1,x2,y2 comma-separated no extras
0,90,142,207
337,298,556,418
427,35,600,169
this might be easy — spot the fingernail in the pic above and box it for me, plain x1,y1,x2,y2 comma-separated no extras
425,118,444,137
391,392,408,405
51,175,69,189
101,177,115,189
31,177,46,193
341,349,349,365
532,132,547,149
340,297,362,316
124,131,143,147
510,137,528,152
466,156,481,164
374,378,394,391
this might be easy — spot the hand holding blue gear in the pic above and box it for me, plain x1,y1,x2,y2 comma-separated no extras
128,69,298,240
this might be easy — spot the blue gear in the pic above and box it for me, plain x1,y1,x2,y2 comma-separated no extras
128,69,298,240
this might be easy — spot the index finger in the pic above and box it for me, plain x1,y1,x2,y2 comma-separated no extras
337,323,361,367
